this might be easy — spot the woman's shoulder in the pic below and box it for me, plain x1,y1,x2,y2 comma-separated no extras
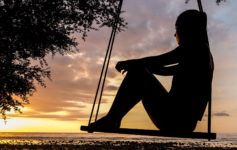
180,43,210,55
180,42,209,48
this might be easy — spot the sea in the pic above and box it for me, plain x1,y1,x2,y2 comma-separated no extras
0,132,236,149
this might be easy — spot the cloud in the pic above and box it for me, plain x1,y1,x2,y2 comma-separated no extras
9,101,92,121
105,85,118,91
114,0,181,59
213,111,230,117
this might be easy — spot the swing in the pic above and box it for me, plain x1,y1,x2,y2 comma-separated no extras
80,0,216,140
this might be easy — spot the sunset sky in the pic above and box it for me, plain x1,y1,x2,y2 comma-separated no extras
1,0,237,134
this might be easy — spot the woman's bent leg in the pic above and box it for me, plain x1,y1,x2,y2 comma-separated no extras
106,68,146,120
139,70,169,129
89,66,168,129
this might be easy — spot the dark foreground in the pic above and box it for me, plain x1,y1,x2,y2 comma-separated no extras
0,133,236,150
0,141,236,150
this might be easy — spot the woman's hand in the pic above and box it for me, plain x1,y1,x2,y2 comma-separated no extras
115,61,129,74
115,59,141,74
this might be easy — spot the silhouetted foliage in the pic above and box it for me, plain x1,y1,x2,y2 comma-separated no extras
216,0,227,4
185,0,226,5
0,0,125,120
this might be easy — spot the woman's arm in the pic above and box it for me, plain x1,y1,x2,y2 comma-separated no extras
116,46,181,75
151,64,179,75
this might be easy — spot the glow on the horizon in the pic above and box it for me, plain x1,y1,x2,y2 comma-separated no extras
0,117,84,133
40,111,69,116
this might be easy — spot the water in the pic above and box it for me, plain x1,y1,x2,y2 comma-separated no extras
0,132,236,149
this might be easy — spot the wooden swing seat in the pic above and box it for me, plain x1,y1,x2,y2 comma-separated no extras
80,126,216,140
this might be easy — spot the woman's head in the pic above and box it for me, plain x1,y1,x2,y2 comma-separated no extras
175,9,207,45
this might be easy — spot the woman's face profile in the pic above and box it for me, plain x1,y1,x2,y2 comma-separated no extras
174,27,180,45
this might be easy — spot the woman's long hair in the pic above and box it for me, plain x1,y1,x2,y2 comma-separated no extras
175,9,208,45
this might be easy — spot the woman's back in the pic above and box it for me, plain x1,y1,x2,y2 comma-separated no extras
170,43,214,120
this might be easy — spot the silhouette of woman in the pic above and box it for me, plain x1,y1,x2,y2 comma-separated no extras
89,9,214,133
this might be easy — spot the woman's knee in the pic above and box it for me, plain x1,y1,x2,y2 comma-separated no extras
127,65,147,73
127,66,153,80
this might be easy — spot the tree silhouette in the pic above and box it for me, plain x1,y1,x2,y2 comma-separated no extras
0,0,125,120
216,0,226,4
185,0,226,5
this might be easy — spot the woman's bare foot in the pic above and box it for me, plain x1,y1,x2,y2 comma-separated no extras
88,116,121,130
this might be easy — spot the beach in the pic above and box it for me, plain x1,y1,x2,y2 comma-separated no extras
0,132,236,149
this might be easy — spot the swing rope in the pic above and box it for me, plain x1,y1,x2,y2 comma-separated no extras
88,0,124,125
198,0,213,140
197,0,203,12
